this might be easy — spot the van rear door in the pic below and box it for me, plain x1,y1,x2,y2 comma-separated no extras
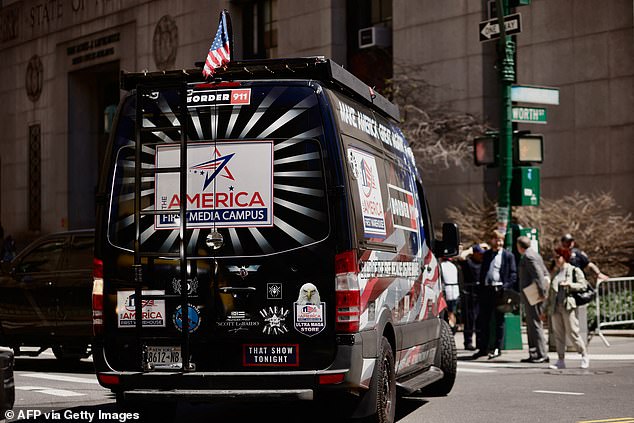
100,82,341,372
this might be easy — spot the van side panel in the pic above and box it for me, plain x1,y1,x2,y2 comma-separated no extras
325,89,442,375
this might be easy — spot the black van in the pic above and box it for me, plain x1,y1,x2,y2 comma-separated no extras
93,57,459,423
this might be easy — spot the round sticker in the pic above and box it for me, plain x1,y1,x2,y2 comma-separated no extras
173,304,201,333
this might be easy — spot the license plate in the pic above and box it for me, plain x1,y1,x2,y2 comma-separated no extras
146,346,182,370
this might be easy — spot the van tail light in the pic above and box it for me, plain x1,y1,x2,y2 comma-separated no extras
319,372,345,385
335,250,360,333
92,258,104,336
97,373,120,386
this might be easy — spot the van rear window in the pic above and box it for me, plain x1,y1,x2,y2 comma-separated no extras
106,85,330,257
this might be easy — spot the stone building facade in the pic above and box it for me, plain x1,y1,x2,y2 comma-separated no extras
0,0,632,242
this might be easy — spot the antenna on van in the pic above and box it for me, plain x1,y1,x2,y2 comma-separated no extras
368,86,377,102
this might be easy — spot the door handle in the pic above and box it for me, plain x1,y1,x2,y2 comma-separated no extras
219,287,256,293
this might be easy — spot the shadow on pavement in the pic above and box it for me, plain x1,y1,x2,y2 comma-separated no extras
14,356,95,374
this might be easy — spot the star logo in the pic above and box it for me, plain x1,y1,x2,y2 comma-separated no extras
189,147,235,190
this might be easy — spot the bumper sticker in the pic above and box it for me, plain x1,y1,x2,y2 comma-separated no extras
243,344,299,367
260,306,289,335
173,304,201,333
216,310,260,332
294,283,325,337
117,290,166,328
267,282,283,300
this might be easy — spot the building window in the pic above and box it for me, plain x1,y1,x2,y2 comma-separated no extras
28,124,41,232
346,0,393,92
241,0,278,59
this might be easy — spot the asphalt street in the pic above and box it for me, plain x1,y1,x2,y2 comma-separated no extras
4,330,634,423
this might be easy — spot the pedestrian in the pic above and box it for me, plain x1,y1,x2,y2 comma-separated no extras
441,257,460,334
0,224,4,254
546,247,590,369
458,243,488,350
560,233,608,284
2,235,16,262
473,230,517,359
516,236,549,363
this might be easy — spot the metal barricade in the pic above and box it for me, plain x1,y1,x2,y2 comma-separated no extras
595,277,634,346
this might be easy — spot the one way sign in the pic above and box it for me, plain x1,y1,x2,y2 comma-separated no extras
479,13,522,42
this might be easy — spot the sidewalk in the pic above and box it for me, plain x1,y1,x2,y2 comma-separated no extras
455,328,634,362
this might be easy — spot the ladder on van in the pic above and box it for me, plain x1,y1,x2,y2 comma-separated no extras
133,80,194,371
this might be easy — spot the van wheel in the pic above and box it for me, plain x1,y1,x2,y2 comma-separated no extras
52,345,89,361
421,319,457,396
364,336,396,423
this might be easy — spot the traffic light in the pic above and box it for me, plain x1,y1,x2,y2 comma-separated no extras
514,133,543,164
473,134,498,166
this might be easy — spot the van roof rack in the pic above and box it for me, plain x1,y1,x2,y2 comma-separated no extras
120,56,400,121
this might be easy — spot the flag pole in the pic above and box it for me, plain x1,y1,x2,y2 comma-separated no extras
223,9,233,62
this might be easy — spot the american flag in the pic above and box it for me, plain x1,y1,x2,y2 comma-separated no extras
203,10,231,77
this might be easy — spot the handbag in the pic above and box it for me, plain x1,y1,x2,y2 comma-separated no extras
570,267,596,306
573,284,596,306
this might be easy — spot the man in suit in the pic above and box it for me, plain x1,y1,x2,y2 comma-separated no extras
473,230,517,359
458,243,488,351
516,236,549,363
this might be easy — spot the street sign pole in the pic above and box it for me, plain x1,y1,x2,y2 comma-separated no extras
497,0,514,249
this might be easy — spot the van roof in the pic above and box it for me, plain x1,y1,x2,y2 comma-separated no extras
120,56,400,122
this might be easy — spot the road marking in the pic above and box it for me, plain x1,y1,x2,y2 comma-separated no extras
460,361,528,369
16,386,85,397
582,355,634,361
458,368,497,373
22,373,99,384
578,419,634,423
457,364,496,373
533,390,584,396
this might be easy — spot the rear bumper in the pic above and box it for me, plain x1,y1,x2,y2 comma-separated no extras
94,333,377,402
125,388,314,401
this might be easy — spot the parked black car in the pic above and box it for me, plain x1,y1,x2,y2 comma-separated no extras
0,230,94,360
0,347,14,415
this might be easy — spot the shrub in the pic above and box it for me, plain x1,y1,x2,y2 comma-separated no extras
446,192,634,277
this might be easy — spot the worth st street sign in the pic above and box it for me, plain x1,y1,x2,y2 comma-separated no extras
479,13,522,42
512,106,547,124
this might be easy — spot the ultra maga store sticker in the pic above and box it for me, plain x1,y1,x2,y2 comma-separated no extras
117,290,166,328
155,141,273,229
348,148,386,236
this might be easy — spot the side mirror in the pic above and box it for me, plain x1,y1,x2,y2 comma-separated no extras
434,223,460,258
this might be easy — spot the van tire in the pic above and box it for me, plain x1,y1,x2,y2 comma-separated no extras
420,319,457,396
52,345,89,361
362,336,396,423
